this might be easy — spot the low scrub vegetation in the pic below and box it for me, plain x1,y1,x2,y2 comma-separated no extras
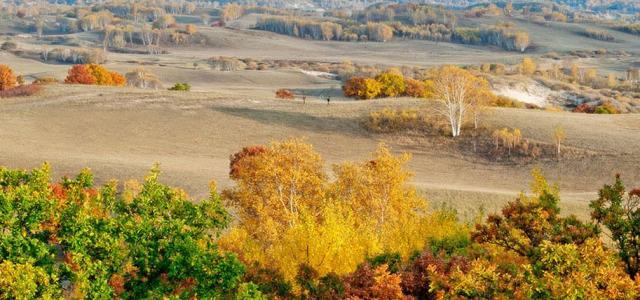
614,23,640,35
33,76,59,85
581,28,615,41
168,82,191,91
0,65,42,98
2,142,639,298
0,83,42,98
125,68,162,89
275,88,294,100
363,108,433,133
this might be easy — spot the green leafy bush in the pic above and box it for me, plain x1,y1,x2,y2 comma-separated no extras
0,164,245,298
168,82,191,91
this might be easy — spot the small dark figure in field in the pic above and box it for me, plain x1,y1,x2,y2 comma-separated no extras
302,96,306,104
327,96,331,105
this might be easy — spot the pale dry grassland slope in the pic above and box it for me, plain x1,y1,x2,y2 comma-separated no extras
1,84,638,219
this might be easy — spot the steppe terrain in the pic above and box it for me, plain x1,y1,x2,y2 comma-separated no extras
1,82,638,218
2,12,640,218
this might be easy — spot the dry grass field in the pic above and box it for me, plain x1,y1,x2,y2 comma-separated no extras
1,81,638,219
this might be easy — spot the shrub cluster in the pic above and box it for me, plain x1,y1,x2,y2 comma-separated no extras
343,70,431,100
573,101,620,114
581,28,615,42
615,23,640,35
64,64,126,86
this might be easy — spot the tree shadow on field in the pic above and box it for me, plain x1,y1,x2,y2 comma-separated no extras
212,106,367,137
289,87,345,99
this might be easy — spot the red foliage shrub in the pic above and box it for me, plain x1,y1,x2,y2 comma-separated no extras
573,103,594,113
404,78,426,97
229,146,268,179
401,252,470,297
343,264,404,299
275,88,295,100
0,84,42,98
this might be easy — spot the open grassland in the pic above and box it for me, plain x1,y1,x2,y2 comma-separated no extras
1,84,638,219
2,14,640,219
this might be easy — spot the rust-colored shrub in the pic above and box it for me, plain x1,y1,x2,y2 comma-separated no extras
572,103,594,113
65,64,97,85
404,78,426,98
275,88,295,100
0,84,42,98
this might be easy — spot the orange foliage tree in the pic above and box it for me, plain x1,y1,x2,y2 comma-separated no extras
64,64,97,85
0,64,18,91
343,76,382,100
65,64,126,86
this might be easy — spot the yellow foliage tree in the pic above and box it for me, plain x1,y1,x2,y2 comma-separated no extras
375,70,406,97
520,57,537,75
221,140,460,283
224,139,326,245
428,65,493,137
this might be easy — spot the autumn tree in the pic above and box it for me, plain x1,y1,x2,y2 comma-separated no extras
0,261,60,298
474,168,598,257
331,145,432,256
64,64,96,84
514,31,530,52
221,140,459,283
223,139,326,244
65,64,126,86
366,22,394,42
0,164,247,298
590,175,640,278
404,78,426,98
375,70,406,97
428,65,492,137
0,64,17,91
519,57,536,75
185,24,197,35
343,76,382,99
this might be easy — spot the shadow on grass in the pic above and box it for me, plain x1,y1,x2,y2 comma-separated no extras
289,87,344,99
212,106,367,137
